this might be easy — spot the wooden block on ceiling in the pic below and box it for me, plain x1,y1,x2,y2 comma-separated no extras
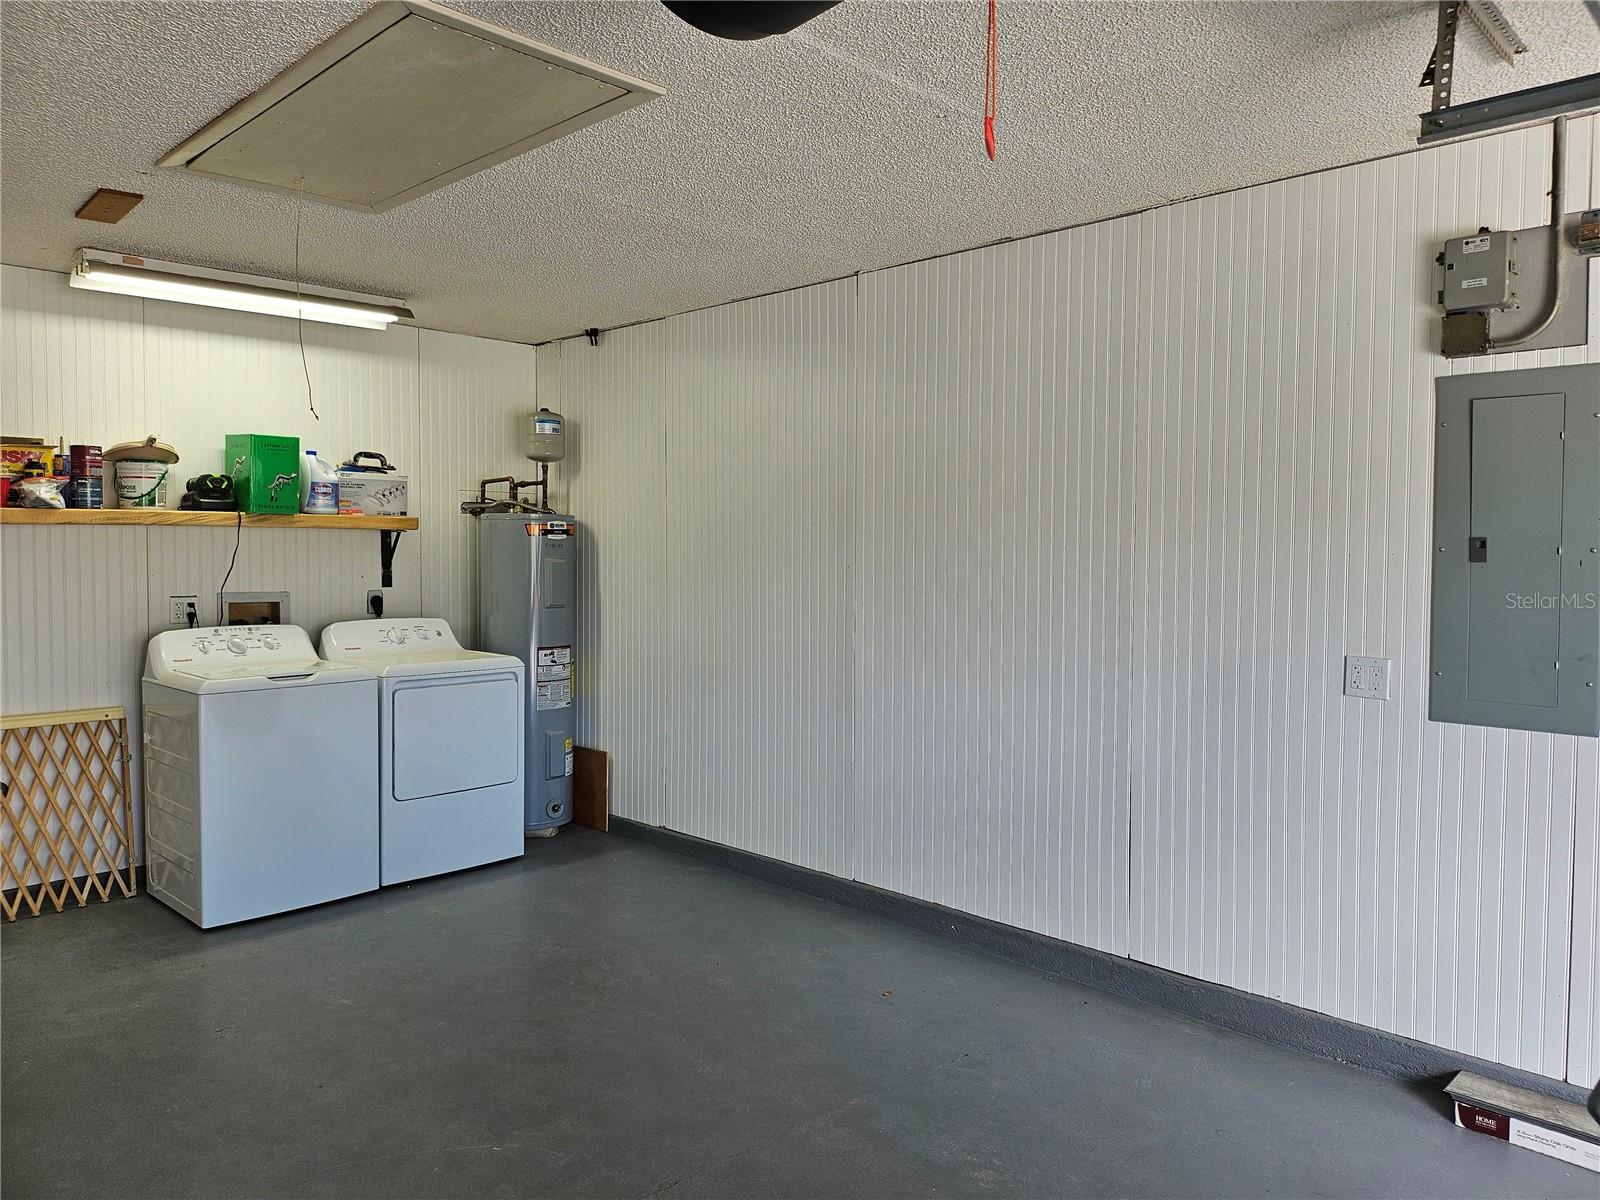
75,189,143,223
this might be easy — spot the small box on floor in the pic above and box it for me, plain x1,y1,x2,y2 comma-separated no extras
1445,1072,1599,1174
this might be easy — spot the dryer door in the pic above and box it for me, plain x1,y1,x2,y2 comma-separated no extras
390,672,521,801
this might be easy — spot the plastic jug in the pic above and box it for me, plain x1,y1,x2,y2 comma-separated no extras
299,450,339,515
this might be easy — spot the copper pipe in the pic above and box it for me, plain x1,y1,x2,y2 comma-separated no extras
478,475,516,503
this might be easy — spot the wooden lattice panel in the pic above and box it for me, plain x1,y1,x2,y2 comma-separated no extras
1,707,137,920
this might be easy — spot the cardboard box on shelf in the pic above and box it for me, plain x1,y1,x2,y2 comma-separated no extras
224,434,300,514
1,442,55,477
336,469,408,516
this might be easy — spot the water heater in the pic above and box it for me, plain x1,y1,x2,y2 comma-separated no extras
478,512,577,832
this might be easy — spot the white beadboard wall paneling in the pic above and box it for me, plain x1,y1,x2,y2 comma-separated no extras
856,221,1137,952
1129,116,1600,1081
540,327,671,827
660,281,854,875
140,295,420,480
418,328,537,646
142,526,421,638
1,528,149,719
1573,741,1600,1086
1,265,144,442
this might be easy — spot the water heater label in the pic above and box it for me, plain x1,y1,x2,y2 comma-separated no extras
536,645,573,710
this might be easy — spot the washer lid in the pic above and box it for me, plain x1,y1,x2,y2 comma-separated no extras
146,625,376,692
162,661,373,694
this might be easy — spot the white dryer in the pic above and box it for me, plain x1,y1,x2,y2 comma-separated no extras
319,618,525,885
142,625,380,928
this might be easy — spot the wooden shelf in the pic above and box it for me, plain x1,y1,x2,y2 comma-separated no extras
0,508,417,531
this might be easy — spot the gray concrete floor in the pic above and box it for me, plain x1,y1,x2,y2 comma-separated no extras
2,829,1591,1200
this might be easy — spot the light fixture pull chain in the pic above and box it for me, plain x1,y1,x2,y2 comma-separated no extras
984,0,998,161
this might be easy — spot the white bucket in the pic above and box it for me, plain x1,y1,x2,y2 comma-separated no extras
114,460,170,508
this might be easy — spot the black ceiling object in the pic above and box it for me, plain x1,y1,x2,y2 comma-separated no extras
661,2,840,40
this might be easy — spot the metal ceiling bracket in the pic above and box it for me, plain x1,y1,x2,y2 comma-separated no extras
1419,71,1600,144
1424,2,1462,111
1464,1,1527,65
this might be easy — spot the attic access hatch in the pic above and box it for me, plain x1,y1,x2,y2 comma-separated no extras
158,0,664,213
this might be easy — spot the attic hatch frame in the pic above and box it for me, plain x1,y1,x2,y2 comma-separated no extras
157,0,664,214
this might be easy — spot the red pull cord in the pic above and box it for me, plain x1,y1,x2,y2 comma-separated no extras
984,0,998,160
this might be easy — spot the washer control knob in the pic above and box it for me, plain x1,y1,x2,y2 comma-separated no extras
227,636,247,655
262,635,279,650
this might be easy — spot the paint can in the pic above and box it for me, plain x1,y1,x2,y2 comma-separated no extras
113,460,170,508
68,444,103,476
67,477,104,509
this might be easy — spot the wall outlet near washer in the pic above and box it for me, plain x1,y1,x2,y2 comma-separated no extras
168,595,199,626
1344,655,1392,700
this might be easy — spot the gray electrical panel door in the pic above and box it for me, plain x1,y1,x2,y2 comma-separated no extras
1430,364,1600,736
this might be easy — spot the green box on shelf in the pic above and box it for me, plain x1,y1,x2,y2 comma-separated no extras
224,434,300,514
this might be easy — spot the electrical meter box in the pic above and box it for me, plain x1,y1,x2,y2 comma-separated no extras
1441,230,1517,314
1430,364,1600,736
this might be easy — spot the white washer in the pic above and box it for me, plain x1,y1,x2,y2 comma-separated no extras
319,618,525,885
142,625,379,928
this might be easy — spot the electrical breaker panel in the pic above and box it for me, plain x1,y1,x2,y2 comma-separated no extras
478,512,578,830
1429,364,1600,736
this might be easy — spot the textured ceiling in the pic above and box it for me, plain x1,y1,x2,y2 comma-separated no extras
3,1,1598,345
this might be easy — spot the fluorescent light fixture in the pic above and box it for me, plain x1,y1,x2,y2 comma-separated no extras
69,249,412,330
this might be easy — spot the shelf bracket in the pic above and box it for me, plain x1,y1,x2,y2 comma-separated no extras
379,529,403,588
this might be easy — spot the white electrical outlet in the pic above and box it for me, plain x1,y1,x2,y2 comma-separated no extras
168,595,199,627
1344,655,1391,700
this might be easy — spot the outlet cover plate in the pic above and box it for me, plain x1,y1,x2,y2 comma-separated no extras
168,595,199,626
1345,655,1391,700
